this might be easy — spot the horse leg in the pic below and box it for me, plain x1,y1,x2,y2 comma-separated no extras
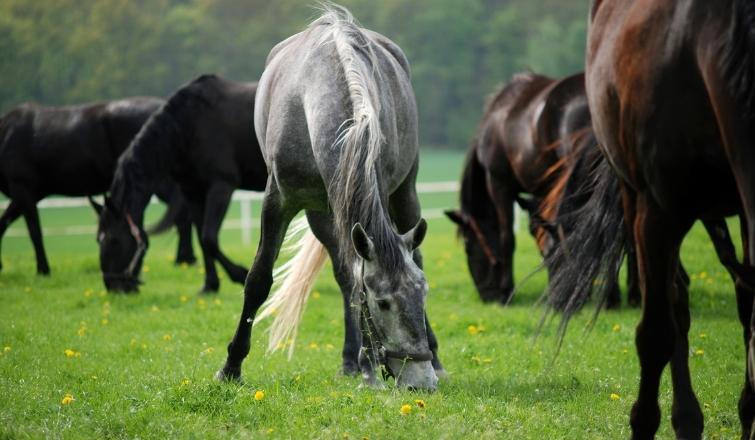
622,191,642,307
185,195,219,293
669,257,704,439
629,193,696,439
305,210,360,376
0,199,23,272
484,173,515,303
389,164,445,376
216,177,294,381
15,191,49,275
202,182,248,286
174,202,196,265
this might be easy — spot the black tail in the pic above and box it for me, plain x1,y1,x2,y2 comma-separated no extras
147,194,186,235
544,145,626,338
723,0,755,119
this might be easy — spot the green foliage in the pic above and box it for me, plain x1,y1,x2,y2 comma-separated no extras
0,0,590,148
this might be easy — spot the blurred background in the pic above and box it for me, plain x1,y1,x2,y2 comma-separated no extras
0,0,588,150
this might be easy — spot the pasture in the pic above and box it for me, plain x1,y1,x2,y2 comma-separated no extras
0,150,744,439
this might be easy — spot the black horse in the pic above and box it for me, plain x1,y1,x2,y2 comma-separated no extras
95,75,265,293
0,98,195,276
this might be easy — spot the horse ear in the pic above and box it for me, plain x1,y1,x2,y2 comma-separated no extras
403,218,427,250
89,196,103,216
351,223,374,261
444,209,465,226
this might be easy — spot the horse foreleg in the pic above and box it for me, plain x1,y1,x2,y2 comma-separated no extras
185,195,218,293
732,216,755,439
629,194,698,439
305,210,361,376
174,202,196,265
484,173,515,303
203,182,248,286
0,199,23,272
216,178,294,381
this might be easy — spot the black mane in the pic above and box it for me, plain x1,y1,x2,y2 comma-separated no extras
110,75,217,215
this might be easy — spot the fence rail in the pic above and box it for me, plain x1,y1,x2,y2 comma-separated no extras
2,181,522,243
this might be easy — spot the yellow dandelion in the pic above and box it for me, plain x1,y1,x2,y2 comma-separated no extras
143,265,150,273
180,378,191,387
414,399,426,409
610,393,620,401
3,346,10,353
163,334,172,341
429,281,438,289
101,319,108,326
214,298,222,305
24,287,31,293
699,271,708,279
180,295,189,303
64,349,77,358
201,347,214,355
84,289,93,297
91,375,98,380
312,291,321,300
254,390,265,401
267,428,275,434
695,349,704,356
699,333,707,339
308,342,319,350
61,393,74,405
151,305,159,312
467,325,479,335
400,404,412,415
612,324,621,332
78,326,87,337
325,343,335,350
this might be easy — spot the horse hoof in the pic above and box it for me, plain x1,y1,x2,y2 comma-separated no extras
340,363,360,377
215,367,241,382
198,285,219,295
38,268,51,276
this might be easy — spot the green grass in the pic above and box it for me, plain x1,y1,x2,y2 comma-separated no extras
0,150,746,439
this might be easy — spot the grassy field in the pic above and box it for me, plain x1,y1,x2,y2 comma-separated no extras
0,150,748,439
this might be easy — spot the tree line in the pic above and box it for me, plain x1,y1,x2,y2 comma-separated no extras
0,0,589,149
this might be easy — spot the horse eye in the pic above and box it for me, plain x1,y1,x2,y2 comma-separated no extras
376,299,391,311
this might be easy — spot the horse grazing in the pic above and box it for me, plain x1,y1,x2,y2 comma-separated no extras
215,6,442,391
445,72,627,305
0,98,195,276
94,75,265,293
547,0,755,437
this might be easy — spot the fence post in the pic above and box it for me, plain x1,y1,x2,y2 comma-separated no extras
240,197,252,245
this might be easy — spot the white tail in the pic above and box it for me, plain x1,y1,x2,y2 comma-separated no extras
254,217,329,359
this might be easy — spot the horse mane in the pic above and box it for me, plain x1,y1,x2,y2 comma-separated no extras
110,75,215,214
722,0,755,120
312,5,404,270
534,128,594,246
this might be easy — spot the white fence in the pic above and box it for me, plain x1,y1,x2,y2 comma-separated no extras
1,181,523,244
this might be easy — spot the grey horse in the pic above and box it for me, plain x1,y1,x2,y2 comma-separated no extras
215,5,443,390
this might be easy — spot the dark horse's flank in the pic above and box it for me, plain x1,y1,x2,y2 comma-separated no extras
95,75,265,293
0,98,195,275
548,0,755,438
446,72,606,304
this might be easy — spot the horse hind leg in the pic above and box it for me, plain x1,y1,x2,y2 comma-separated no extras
630,194,699,439
305,210,360,376
0,199,23,272
202,182,248,286
216,177,296,381
15,191,49,275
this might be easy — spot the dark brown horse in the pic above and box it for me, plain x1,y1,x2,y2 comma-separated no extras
445,72,595,304
547,0,755,437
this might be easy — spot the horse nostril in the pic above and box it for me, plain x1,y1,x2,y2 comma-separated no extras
376,299,391,311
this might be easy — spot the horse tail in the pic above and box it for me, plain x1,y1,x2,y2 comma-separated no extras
254,217,329,359
313,6,398,266
544,144,626,341
723,0,755,117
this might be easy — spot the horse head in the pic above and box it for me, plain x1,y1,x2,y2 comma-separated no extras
351,218,438,391
90,196,147,292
